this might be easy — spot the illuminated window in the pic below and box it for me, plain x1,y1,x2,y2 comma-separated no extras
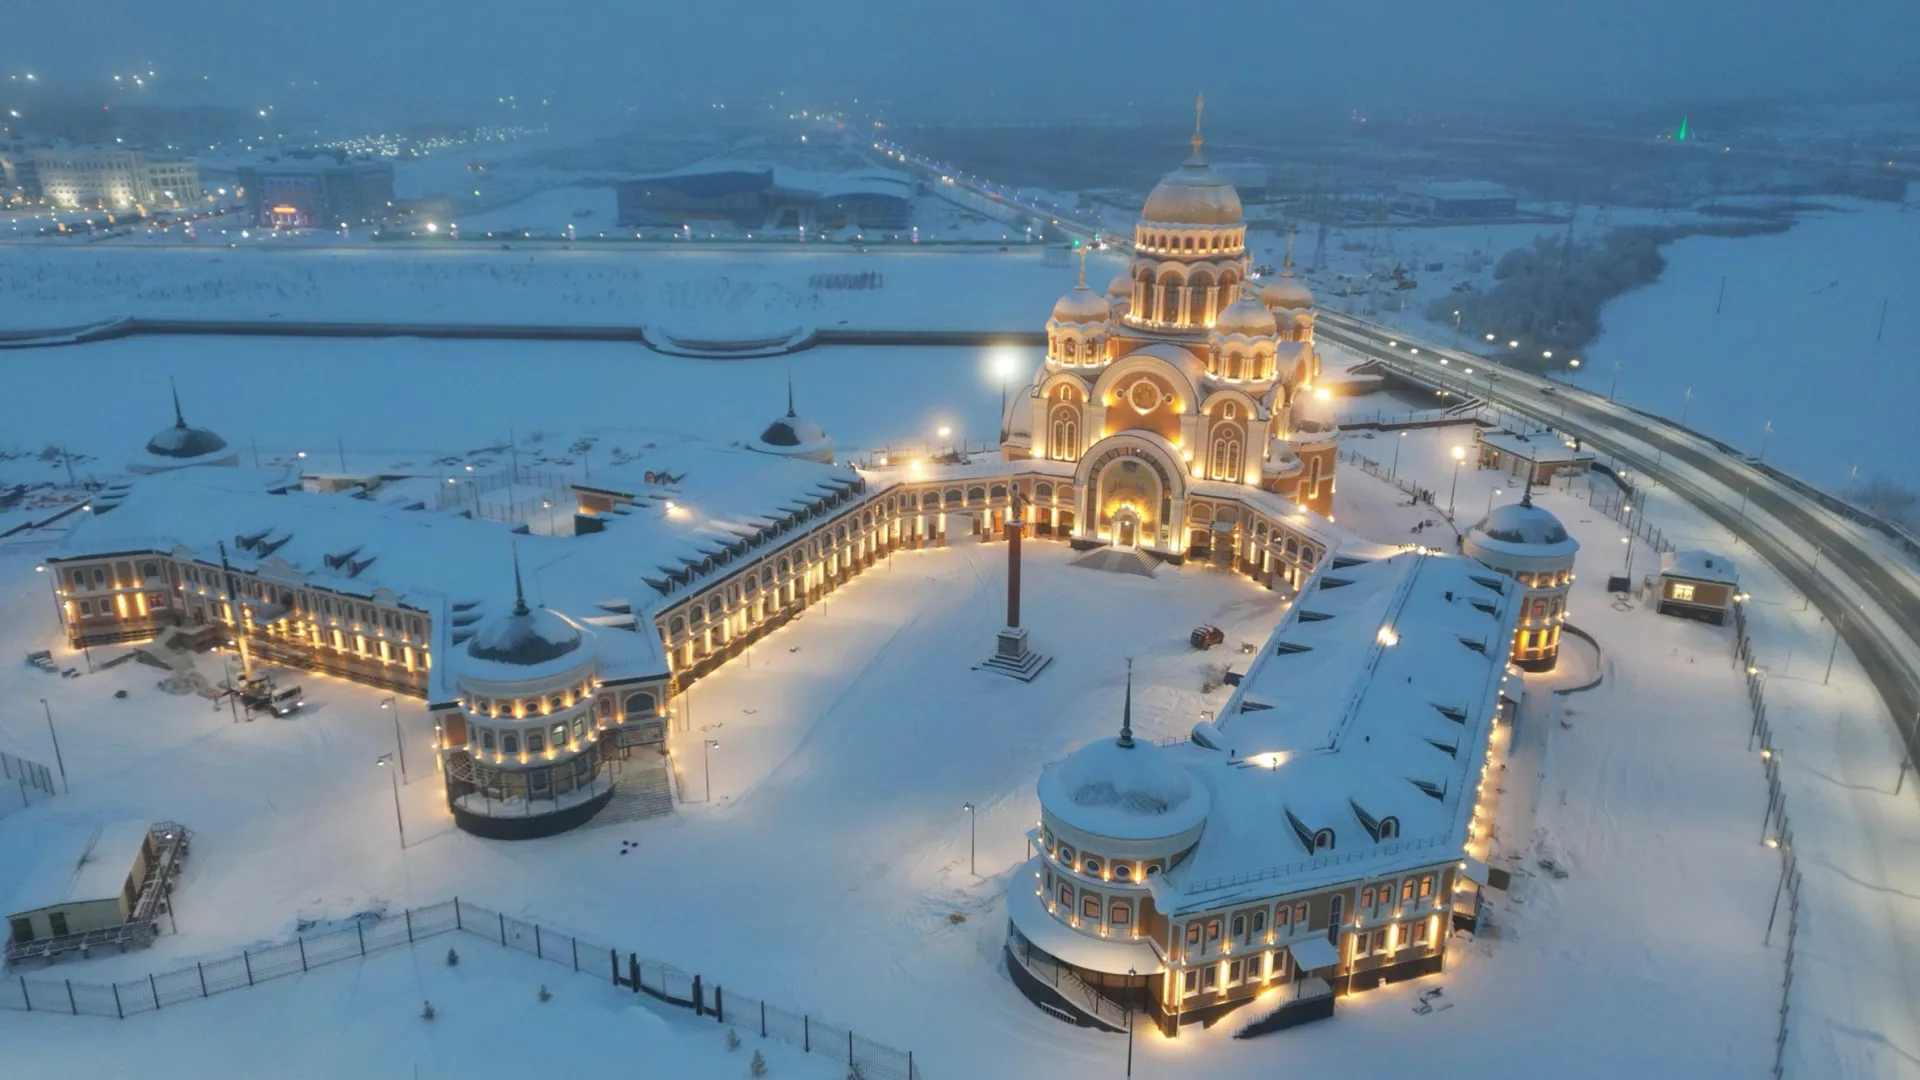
1413,920,1429,944
1082,894,1100,919
1419,875,1434,898
552,723,567,747
1109,902,1130,926
1671,583,1696,602
1402,879,1416,902
1186,923,1201,946
1275,905,1290,929
1206,919,1221,942
1293,902,1308,924
1058,884,1072,908
573,718,586,739
1361,886,1375,908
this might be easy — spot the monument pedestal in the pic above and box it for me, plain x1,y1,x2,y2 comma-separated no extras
976,625,1051,682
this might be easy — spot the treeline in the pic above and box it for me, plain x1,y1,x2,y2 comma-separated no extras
1430,220,1792,365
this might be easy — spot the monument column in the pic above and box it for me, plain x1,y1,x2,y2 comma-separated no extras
976,490,1051,681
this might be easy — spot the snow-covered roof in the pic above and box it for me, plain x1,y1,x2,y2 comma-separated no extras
635,160,911,202
1141,151,1242,227
1662,549,1739,585
56,435,872,701
1150,551,1522,915
1475,429,1594,466
1040,682,1212,842
5,820,151,917
1467,500,1579,560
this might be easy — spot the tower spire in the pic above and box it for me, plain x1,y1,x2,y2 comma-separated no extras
1117,659,1136,748
1520,471,1534,508
510,542,529,616
170,376,186,428
1190,93,1206,160
1076,245,1088,288
1283,231,1296,276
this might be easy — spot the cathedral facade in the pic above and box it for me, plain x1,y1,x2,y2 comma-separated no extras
1002,111,1337,562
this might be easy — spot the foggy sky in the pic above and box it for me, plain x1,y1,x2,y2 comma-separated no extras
3,0,1916,125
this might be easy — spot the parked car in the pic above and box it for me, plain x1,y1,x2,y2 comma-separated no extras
1190,624,1225,650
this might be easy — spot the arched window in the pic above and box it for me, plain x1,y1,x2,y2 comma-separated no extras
502,733,519,753
1227,439,1242,480
1082,894,1101,919
1110,902,1131,926
1231,914,1246,939
528,731,545,753
1223,401,1237,420
1035,482,1053,501
482,729,496,751
1378,817,1399,839
624,691,656,718
1313,829,1335,852
1063,338,1077,360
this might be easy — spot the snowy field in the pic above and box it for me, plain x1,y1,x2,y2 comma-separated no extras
0,931,838,1080
0,243,1118,335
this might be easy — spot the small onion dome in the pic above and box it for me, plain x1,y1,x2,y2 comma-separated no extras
1141,158,1242,226
1106,271,1135,300
1260,274,1315,311
1289,389,1338,437
1468,499,1579,558
1040,735,1211,842
751,382,836,464
1212,292,1276,338
1051,283,1111,325
465,601,583,668
146,420,229,460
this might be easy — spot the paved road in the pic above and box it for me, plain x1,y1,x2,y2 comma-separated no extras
1318,316,1920,763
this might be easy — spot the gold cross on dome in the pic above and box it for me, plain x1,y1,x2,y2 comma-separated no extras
1192,93,1205,156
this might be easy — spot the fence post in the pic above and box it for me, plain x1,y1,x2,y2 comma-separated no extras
243,950,253,986
849,1029,854,1066
760,1001,767,1038
693,974,704,1016
111,982,122,1019
909,1050,914,1079
629,953,640,996
20,975,29,1011
715,985,723,1024
66,979,76,1015
804,1014,810,1052
499,912,507,946
149,973,160,1010
535,924,542,960
610,949,618,986
405,909,414,943
572,937,579,972
357,921,366,955
197,962,207,997
454,897,462,931
298,937,308,972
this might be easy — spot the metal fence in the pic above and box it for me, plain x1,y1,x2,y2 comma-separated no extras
0,750,57,816
1731,603,1803,1079
1,897,920,1078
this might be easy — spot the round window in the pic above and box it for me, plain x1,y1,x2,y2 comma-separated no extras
1145,863,1163,877
1083,857,1102,876
1114,864,1133,881
1127,380,1161,414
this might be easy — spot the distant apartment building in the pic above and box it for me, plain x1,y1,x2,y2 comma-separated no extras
0,137,39,201
32,147,201,209
237,151,395,229
616,164,912,232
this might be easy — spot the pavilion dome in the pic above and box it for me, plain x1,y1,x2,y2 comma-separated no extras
1051,283,1111,325
1141,156,1243,227
1106,271,1135,300
1469,500,1578,549
1212,292,1276,338
750,384,835,464
1040,734,1212,842
465,602,583,668
145,421,229,460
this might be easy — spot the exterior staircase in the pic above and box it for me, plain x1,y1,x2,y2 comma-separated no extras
1070,547,1161,578
587,753,674,827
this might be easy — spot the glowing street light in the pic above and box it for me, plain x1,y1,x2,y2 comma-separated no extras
962,801,977,876
374,754,405,849
1448,445,1466,518
702,739,721,802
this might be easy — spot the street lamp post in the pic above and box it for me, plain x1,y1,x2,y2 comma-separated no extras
962,801,977,876
380,695,405,782
39,699,69,794
1568,358,1581,388
1487,487,1503,516
1609,361,1621,402
1390,431,1406,481
1448,446,1466,518
1125,966,1137,1077
1758,419,1773,463
703,739,720,802
375,754,404,849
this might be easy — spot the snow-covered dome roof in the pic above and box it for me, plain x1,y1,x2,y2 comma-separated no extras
1037,670,1212,842
1106,271,1135,300
759,413,828,449
1142,154,1242,227
1260,273,1315,311
146,387,229,459
1263,438,1303,474
1051,283,1111,325
466,599,583,668
1466,495,1574,545
1212,292,1276,338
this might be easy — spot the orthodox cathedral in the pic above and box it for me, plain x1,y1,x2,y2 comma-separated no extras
1003,100,1338,554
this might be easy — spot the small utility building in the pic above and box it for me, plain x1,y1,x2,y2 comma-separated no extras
1474,429,1594,486
1657,550,1739,625
4,820,182,963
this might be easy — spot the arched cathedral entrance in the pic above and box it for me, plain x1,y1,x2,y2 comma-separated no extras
1073,433,1188,554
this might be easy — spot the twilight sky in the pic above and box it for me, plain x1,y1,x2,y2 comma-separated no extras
2,0,1916,124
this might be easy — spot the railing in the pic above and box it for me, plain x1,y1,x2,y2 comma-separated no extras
1179,835,1448,897
0,897,920,1079
4,823,189,966
0,750,57,815
1732,603,1804,1079
1005,931,1134,1031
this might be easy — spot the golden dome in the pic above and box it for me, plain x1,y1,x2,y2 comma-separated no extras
1106,271,1135,299
1261,274,1315,311
1212,292,1275,338
1141,159,1242,226
1051,284,1111,324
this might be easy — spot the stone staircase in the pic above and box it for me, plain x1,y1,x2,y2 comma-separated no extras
1070,547,1161,578
588,754,674,827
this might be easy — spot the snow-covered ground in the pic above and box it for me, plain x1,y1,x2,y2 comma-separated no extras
0,244,1116,334
0,931,838,1080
